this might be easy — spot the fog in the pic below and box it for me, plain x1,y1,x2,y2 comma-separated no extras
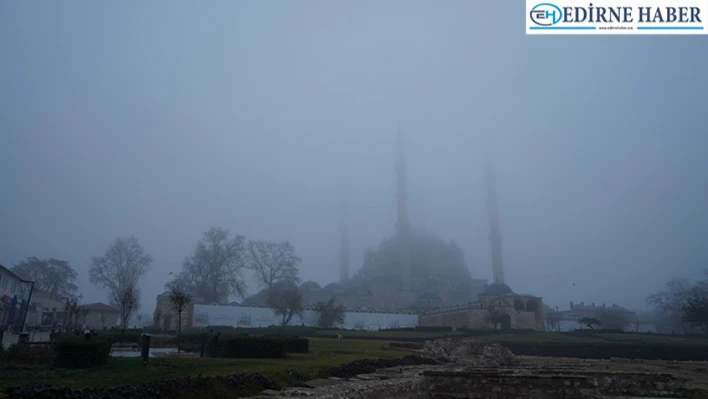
1,1,707,314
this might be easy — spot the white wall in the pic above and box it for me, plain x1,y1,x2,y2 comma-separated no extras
193,304,418,330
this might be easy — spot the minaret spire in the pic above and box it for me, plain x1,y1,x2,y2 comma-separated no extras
338,185,350,284
395,128,411,289
484,141,505,284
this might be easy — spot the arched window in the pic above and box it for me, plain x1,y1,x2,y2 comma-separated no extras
526,300,540,320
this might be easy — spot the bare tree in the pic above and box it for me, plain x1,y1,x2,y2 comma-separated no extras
78,305,90,327
99,312,106,330
168,283,193,352
175,227,246,304
64,297,79,330
595,310,630,331
247,240,301,290
313,297,346,328
544,311,563,332
648,276,708,333
89,236,152,328
114,286,139,339
579,317,602,330
12,257,78,297
153,309,162,328
268,285,304,326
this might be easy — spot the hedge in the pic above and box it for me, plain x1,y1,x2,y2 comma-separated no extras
0,342,56,365
501,342,708,361
279,336,309,353
411,326,454,332
222,336,287,358
56,336,112,368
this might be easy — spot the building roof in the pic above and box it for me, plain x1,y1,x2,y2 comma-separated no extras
82,302,119,312
0,263,27,283
481,282,514,296
323,282,343,291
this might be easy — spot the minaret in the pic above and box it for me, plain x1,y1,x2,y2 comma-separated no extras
485,146,505,284
338,187,350,284
395,129,411,289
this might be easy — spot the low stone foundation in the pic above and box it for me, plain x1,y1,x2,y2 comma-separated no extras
423,368,698,399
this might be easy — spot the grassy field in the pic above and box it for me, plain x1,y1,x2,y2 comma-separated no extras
5,329,708,391
473,331,708,345
0,338,407,389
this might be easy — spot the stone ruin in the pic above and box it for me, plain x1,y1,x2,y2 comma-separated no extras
248,338,708,399
422,338,517,368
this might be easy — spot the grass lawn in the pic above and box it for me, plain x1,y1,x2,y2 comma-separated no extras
0,338,408,389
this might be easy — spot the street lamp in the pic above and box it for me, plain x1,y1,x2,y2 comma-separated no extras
19,279,35,333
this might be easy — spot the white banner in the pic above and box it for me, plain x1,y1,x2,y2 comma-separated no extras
192,304,419,330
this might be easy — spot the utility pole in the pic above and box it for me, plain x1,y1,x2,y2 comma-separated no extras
19,279,35,332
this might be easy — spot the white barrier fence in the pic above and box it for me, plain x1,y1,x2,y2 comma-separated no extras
193,304,418,330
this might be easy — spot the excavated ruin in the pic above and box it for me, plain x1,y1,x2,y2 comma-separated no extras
247,338,708,399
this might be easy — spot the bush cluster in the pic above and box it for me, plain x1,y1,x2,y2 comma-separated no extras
56,336,112,368
222,336,287,358
0,342,56,365
279,336,309,353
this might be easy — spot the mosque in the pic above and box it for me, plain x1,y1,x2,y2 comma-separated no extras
243,131,544,330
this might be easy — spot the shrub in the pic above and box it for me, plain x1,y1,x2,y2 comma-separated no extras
56,336,111,368
222,336,286,358
0,342,55,365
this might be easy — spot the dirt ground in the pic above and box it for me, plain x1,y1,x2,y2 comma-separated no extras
520,356,708,390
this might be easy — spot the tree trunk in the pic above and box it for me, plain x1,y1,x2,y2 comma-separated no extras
178,311,182,353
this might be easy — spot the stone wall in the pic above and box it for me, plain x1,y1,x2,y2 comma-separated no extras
420,307,493,329
153,294,194,331
420,307,543,331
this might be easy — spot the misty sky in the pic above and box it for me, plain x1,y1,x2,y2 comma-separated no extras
1,1,707,315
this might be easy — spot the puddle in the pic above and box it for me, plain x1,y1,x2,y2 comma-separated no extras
110,347,182,357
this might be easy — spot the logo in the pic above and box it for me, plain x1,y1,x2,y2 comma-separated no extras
530,3,563,26
526,0,708,35
238,314,251,326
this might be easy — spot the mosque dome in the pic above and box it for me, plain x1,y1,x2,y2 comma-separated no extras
323,282,344,291
481,282,514,296
354,226,471,284
417,290,441,300
273,280,297,289
299,281,321,291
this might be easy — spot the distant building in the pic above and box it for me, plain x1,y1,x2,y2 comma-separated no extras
24,290,66,328
558,301,637,331
156,132,546,331
419,282,544,331
418,147,545,331
0,264,31,330
79,303,120,330
154,290,203,332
